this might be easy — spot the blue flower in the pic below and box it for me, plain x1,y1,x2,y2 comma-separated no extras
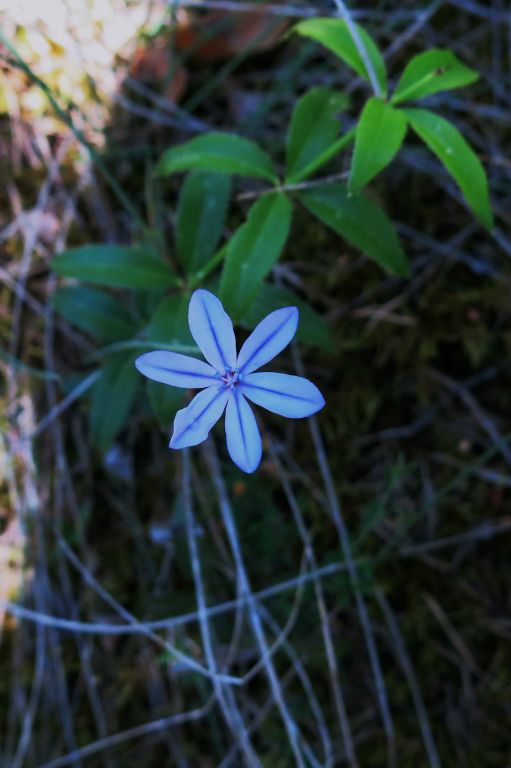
135,289,325,473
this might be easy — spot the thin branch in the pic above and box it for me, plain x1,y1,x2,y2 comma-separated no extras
331,0,383,98
182,451,261,766
268,436,358,768
30,371,101,439
37,702,214,768
429,369,511,467
6,515,511,637
236,171,349,202
204,438,307,767
293,346,396,765
59,539,242,686
11,625,46,768
376,590,441,768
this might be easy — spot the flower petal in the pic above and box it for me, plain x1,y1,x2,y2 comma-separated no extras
188,289,236,372
241,372,325,418
170,385,229,449
225,390,262,473
236,306,299,374
135,351,218,388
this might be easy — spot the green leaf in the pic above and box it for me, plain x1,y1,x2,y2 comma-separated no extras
145,294,197,431
404,108,493,229
52,286,136,343
286,87,349,183
299,183,409,277
176,172,231,274
90,353,140,454
147,381,185,430
147,294,194,346
155,132,277,181
392,48,478,105
289,129,356,186
349,97,407,192
293,18,387,96
133,288,167,324
241,283,335,352
219,194,292,322
53,245,178,289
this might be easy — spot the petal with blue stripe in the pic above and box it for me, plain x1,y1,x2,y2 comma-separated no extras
188,289,236,372
237,306,298,374
241,372,325,418
135,351,218,388
170,385,229,449
225,389,262,473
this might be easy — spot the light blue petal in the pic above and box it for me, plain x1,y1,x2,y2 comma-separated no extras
188,289,236,373
170,385,229,448
236,307,299,374
241,372,325,418
225,390,262,473
135,351,218,388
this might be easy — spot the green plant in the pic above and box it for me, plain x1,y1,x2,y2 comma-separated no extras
52,18,492,454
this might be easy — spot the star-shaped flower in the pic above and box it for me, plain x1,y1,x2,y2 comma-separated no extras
135,289,325,473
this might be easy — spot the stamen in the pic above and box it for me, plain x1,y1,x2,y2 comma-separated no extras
221,367,243,389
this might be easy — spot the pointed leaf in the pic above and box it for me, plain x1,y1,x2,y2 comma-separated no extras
287,128,355,186
155,132,277,181
147,381,186,430
133,288,167,324
294,18,387,95
405,108,493,229
392,49,478,105
90,354,139,454
286,87,349,183
300,183,409,277
148,294,194,347
52,286,136,342
220,194,292,322
176,171,231,274
349,97,407,192
53,245,177,289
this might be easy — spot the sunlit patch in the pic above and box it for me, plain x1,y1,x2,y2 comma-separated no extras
0,0,166,138
0,436,26,631
0,517,25,629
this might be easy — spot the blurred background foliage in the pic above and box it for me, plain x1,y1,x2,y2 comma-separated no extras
1,1,510,766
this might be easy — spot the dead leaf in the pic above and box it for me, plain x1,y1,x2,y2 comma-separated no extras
174,9,287,61
130,38,188,103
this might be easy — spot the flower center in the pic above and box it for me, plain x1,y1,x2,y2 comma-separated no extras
220,367,243,390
